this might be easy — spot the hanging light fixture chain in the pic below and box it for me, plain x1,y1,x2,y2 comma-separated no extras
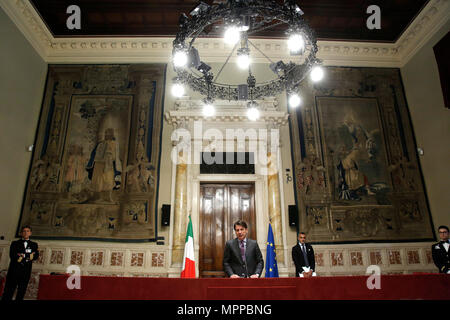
247,39,275,64
214,42,239,83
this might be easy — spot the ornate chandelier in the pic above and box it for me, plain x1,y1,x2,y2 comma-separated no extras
171,0,324,120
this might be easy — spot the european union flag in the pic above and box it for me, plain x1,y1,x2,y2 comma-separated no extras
265,223,279,278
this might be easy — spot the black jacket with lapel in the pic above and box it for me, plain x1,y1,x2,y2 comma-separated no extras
3,239,40,300
8,239,39,274
223,238,264,278
432,241,450,273
292,243,315,277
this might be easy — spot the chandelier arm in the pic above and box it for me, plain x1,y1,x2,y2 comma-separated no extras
188,17,223,48
214,41,239,83
247,39,275,64
185,7,231,46
190,67,206,79
188,29,206,48
246,20,286,36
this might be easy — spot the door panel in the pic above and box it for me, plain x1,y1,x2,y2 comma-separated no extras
228,184,255,240
199,185,225,277
199,183,255,278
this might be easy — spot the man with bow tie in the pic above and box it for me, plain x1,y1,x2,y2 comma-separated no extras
2,226,39,300
432,225,450,274
292,232,316,277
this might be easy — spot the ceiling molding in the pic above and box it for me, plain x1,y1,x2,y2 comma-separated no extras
395,0,450,67
1,0,53,60
1,0,449,67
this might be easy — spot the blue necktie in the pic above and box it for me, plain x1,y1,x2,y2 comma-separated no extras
240,240,246,262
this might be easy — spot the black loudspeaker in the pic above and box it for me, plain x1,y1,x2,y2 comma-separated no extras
161,204,171,226
288,205,298,227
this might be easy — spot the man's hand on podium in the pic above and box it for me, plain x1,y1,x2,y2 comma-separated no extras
303,270,313,278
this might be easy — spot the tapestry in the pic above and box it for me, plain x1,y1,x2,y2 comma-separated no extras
19,64,166,241
290,67,434,243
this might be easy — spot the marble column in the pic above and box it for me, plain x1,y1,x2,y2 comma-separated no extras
267,151,284,264
171,150,188,265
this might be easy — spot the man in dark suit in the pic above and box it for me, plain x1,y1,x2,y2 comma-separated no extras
432,225,450,274
2,226,39,300
223,220,264,278
292,232,316,277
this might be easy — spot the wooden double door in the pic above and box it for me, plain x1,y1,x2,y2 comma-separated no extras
199,183,256,278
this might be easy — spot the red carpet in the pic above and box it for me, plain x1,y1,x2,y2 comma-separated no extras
37,274,450,300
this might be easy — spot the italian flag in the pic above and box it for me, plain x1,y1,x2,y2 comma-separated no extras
180,215,195,278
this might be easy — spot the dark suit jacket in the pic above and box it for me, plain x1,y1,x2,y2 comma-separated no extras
223,238,264,278
292,243,315,277
7,239,39,276
432,241,450,273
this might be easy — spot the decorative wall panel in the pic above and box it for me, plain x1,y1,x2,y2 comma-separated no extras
18,64,166,241
291,67,434,243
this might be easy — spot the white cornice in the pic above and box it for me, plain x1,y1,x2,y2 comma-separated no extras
396,0,450,66
1,0,449,67
165,98,289,126
1,0,53,60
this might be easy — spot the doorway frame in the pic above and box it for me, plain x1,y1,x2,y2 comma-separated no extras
167,157,289,278
165,98,290,277
193,174,268,265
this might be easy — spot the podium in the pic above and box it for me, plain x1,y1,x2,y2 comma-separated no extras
37,274,450,300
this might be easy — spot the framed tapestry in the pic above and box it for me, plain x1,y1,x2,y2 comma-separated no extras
290,67,435,243
18,64,166,241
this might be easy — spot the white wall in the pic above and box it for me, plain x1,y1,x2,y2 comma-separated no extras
0,7,47,241
400,20,450,230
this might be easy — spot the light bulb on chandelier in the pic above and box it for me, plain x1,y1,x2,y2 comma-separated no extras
288,93,302,108
247,107,260,121
237,53,250,69
310,66,324,82
171,83,185,98
173,50,188,68
203,103,215,117
287,34,305,54
224,26,240,45
247,105,260,121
